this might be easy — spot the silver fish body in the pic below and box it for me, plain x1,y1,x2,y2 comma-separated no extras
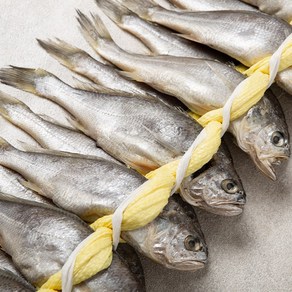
113,243,146,287
0,269,35,292
0,91,118,163
0,165,51,204
168,0,256,11
76,16,289,180
0,249,28,280
0,66,247,215
0,141,208,270
0,194,143,290
0,250,36,291
240,0,292,23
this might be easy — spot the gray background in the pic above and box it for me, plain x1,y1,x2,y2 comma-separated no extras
0,1,291,291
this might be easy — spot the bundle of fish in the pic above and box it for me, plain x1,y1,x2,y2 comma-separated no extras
0,0,290,290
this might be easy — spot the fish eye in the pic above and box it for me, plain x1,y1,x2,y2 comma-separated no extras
221,179,239,194
271,131,285,147
184,235,202,251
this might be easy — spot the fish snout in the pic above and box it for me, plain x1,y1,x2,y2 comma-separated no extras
236,192,246,204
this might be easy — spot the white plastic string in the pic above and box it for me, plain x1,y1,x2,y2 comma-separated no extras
61,232,97,292
171,129,207,194
112,180,152,249
61,33,292,291
221,32,292,137
221,81,247,137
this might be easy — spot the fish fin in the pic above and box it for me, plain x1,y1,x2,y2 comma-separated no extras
38,37,109,68
0,191,91,230
109,0,155,19
0,66,49,95
18,140,99,161
38,113,79,131
96,0,134,25
72,76,111,93
16,140,44,152
65,115,91,136
89,12,113,40
142,124,181,157
0,66,63,101
175,33,198,42
73,77,127,95
38,113,63,126
0,269,35,291
18,179,45,196
93,4,151,55
77,9,112,50
37,38,90,69
129,159,158,175
152,0,178,10
119,71,144,82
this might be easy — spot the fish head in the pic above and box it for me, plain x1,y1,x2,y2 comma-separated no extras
234,94,290,180
180,145,246,216
146,195,208,271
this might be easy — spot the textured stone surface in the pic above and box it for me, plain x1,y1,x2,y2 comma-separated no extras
0,1,291,291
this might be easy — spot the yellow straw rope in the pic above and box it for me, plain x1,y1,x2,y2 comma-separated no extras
39,37,292,291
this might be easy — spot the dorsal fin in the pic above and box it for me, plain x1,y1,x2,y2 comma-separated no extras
17,140,102,160
0,192,92,230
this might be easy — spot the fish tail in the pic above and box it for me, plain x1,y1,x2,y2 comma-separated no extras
103,0,154,19
0,66,67,100
37,38,90,71
96,0,133,24
0,66,48,95
77,10,112,51
0,90,22,105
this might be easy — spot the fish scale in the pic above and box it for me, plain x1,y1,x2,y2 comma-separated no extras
0,91,119,164
0,194,144,291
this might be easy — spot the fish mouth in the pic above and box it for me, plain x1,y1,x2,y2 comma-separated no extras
254,154,289,181
205,200,244,216
169,260,206,271
180,186,245,216
186,197,244,216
